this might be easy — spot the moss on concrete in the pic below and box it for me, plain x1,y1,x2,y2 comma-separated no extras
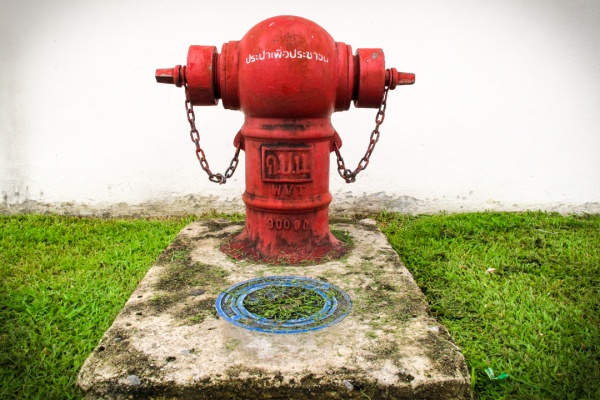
79,220,471,400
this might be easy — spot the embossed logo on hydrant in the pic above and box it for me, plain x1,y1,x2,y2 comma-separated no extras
261,146,312,182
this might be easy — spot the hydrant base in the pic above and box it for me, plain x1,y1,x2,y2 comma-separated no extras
221,229,348,264
222,202,347,263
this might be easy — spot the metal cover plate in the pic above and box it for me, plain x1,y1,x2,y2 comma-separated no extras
215,276,352,333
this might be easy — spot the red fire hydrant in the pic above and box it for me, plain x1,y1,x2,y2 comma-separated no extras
156,16,414,263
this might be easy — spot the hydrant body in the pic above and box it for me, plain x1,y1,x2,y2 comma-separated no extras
156,16,414,263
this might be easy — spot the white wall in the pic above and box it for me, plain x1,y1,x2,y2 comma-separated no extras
2,0,599,216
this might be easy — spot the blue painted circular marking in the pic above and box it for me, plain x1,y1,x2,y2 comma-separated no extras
215,276,352,334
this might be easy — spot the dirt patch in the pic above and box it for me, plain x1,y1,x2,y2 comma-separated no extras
173,298,220,325
418,331,465,377
121,235,228,323
225,365,268,378
354,273,429,326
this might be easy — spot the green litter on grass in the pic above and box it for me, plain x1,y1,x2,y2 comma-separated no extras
485,368,508,380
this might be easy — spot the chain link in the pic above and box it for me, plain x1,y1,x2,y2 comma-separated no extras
333,75,390,183
182,71,391,185
184,85,241,184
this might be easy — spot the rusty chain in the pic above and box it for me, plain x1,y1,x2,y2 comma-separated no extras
183,70,390,185
333,76,391,183
184,85,241,184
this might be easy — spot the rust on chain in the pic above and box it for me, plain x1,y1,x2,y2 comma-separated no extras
184,84,241,184
333,70,391,183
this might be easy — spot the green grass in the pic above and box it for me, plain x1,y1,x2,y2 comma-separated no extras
376,211,600,400
243,284,327,321
1,211,598,399
0,215,198,399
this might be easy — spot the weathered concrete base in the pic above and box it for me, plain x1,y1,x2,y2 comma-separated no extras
78,219,472,399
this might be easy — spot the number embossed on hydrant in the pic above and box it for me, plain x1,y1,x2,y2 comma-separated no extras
267,219,309,231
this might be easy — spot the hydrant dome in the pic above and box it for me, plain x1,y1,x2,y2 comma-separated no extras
238,16,338,118
244,15,335,44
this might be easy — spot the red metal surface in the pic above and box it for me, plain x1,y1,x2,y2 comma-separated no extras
186,45,219,106
354,48,385,108
155,15,415,263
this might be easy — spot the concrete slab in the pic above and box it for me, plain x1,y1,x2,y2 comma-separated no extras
78,219,471,399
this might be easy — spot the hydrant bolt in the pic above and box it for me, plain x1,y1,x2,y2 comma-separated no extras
385,69,415,90
156,65,185,87
155,68,175,84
